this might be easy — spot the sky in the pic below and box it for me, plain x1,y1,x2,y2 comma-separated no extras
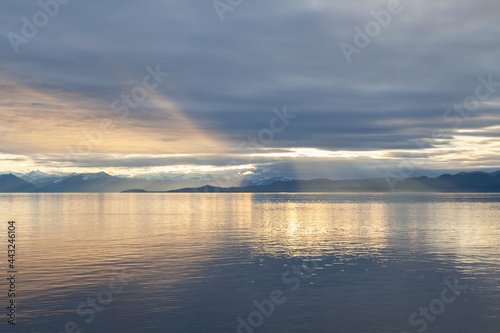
1,0,500,181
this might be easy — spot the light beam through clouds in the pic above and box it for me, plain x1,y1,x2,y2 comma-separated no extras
1,0,499,180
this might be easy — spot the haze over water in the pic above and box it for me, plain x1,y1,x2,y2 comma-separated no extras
1,193,499,332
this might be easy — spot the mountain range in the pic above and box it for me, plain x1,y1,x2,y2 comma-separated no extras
0,174,39,192
2,170,500,193
0,171,288,193
0,171,211,193
138,170,500,193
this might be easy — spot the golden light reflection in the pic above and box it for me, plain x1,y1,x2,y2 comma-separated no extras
246,195,393,258
3,192,500,306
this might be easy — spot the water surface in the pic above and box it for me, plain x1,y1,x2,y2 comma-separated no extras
1,193,499,332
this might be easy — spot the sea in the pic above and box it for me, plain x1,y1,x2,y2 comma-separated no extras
0,193,499,332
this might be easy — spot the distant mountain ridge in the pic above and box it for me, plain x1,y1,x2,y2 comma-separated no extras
2,170,500,193
0,171,254,193
160,170,500,193
0,174,38,192
17,171,66,187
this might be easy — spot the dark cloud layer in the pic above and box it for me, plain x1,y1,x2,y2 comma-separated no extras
1,0,499,177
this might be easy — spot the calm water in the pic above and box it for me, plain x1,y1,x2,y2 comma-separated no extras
0,193,499,333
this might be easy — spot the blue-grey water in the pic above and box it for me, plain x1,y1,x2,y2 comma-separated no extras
1,193,499,333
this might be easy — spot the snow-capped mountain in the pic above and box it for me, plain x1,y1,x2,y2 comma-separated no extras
2,169,500,192
79,172,114,181
246,176,292,186
19,171,67,187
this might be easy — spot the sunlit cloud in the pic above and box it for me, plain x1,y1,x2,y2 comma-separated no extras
251,148,388,159
0,76,231,157
1,0,500,179
480,98,500,107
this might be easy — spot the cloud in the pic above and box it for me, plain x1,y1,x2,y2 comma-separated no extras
1,0,499,178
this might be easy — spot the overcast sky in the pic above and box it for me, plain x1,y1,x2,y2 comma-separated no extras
1,0,499,180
